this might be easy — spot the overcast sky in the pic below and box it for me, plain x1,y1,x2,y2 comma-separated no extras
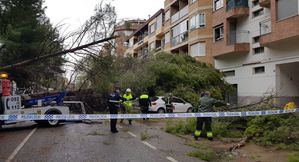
44,0,164,34
44,0,164,76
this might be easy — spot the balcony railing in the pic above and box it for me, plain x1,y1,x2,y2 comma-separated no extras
171,32,188,47
226,0,249,11
259,19,272,36
171,6,189,23
228,30,250,45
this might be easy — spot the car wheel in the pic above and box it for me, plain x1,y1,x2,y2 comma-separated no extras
187,108,193,113
157,108,165,114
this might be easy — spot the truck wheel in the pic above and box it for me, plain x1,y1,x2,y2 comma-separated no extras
46,111,61,127
36,110,61,127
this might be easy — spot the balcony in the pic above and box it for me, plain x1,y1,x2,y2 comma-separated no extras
171,31,188,47
260,15,299,46
259,19,272,36
259,0,270,8
226,0,249,20
213,30,250,57
171,6,189,23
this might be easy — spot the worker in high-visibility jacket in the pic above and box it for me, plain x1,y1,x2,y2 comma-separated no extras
194,91,226,141
121,88,135,125
139,92,151,120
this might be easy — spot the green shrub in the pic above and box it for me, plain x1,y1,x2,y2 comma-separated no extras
165,118,245,138
165,119,196,135
187,144,216,161
245,114,299,150
288,152,299,162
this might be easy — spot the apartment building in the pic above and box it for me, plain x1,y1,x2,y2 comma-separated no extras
164,0,214,64
125,9,164,58
125,0,214,64
212,0,299,106
114,19,146,56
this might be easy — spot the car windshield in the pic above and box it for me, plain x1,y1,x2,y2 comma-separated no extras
150,96,159,102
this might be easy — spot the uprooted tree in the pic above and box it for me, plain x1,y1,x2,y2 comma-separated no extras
78,52,231,107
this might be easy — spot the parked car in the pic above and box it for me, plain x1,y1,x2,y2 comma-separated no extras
149,96,193,113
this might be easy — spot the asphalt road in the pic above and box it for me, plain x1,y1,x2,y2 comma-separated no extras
0,120,201,162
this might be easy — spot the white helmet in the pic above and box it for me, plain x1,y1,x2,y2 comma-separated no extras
126,88,132,93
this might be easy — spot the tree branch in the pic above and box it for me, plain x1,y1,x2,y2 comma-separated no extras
0,36,117,71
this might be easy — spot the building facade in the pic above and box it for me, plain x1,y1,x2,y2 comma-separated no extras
212,0,299,106
123,0,299,106
114,19,146,56
125,0,214,64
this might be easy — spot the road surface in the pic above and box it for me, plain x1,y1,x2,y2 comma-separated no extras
0,120,201,162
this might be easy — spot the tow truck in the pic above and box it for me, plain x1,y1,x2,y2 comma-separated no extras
0,73,70,127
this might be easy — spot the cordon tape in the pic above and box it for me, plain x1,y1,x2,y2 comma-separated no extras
0,109,298,121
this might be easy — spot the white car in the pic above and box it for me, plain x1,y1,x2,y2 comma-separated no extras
150,96,193,113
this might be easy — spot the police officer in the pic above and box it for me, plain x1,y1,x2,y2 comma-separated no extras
121,88,135,125
194,91,226,140
139,92,151,120
108,87,126,133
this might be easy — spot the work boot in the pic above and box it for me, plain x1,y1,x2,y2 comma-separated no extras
207,132,213,141
194,135,199,141
194,130,201,140
111,130,119,133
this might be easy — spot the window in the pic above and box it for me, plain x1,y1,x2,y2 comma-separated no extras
190,42,206,57
149,42,155,50
252,36,260,43
172,97,185,103
214,0,224,10
252,0,259,7
253,66,265,74
165,32,170,44
191,0,197,3
214,25,224,41
198,13,205,27
190,13,206,30
190,16,197,29
277,0,298,20
223,70,235,77
165,10,170,21
252,9,264,18
172,20,188,37
156,14,163,29
129,39,134,47
149,23,156,34
253,47,264,54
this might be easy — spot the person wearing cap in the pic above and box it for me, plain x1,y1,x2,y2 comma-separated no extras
194,91,226,141
107,87,127,133
121,88,135,125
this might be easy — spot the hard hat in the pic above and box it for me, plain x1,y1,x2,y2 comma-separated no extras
126,88,132,93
